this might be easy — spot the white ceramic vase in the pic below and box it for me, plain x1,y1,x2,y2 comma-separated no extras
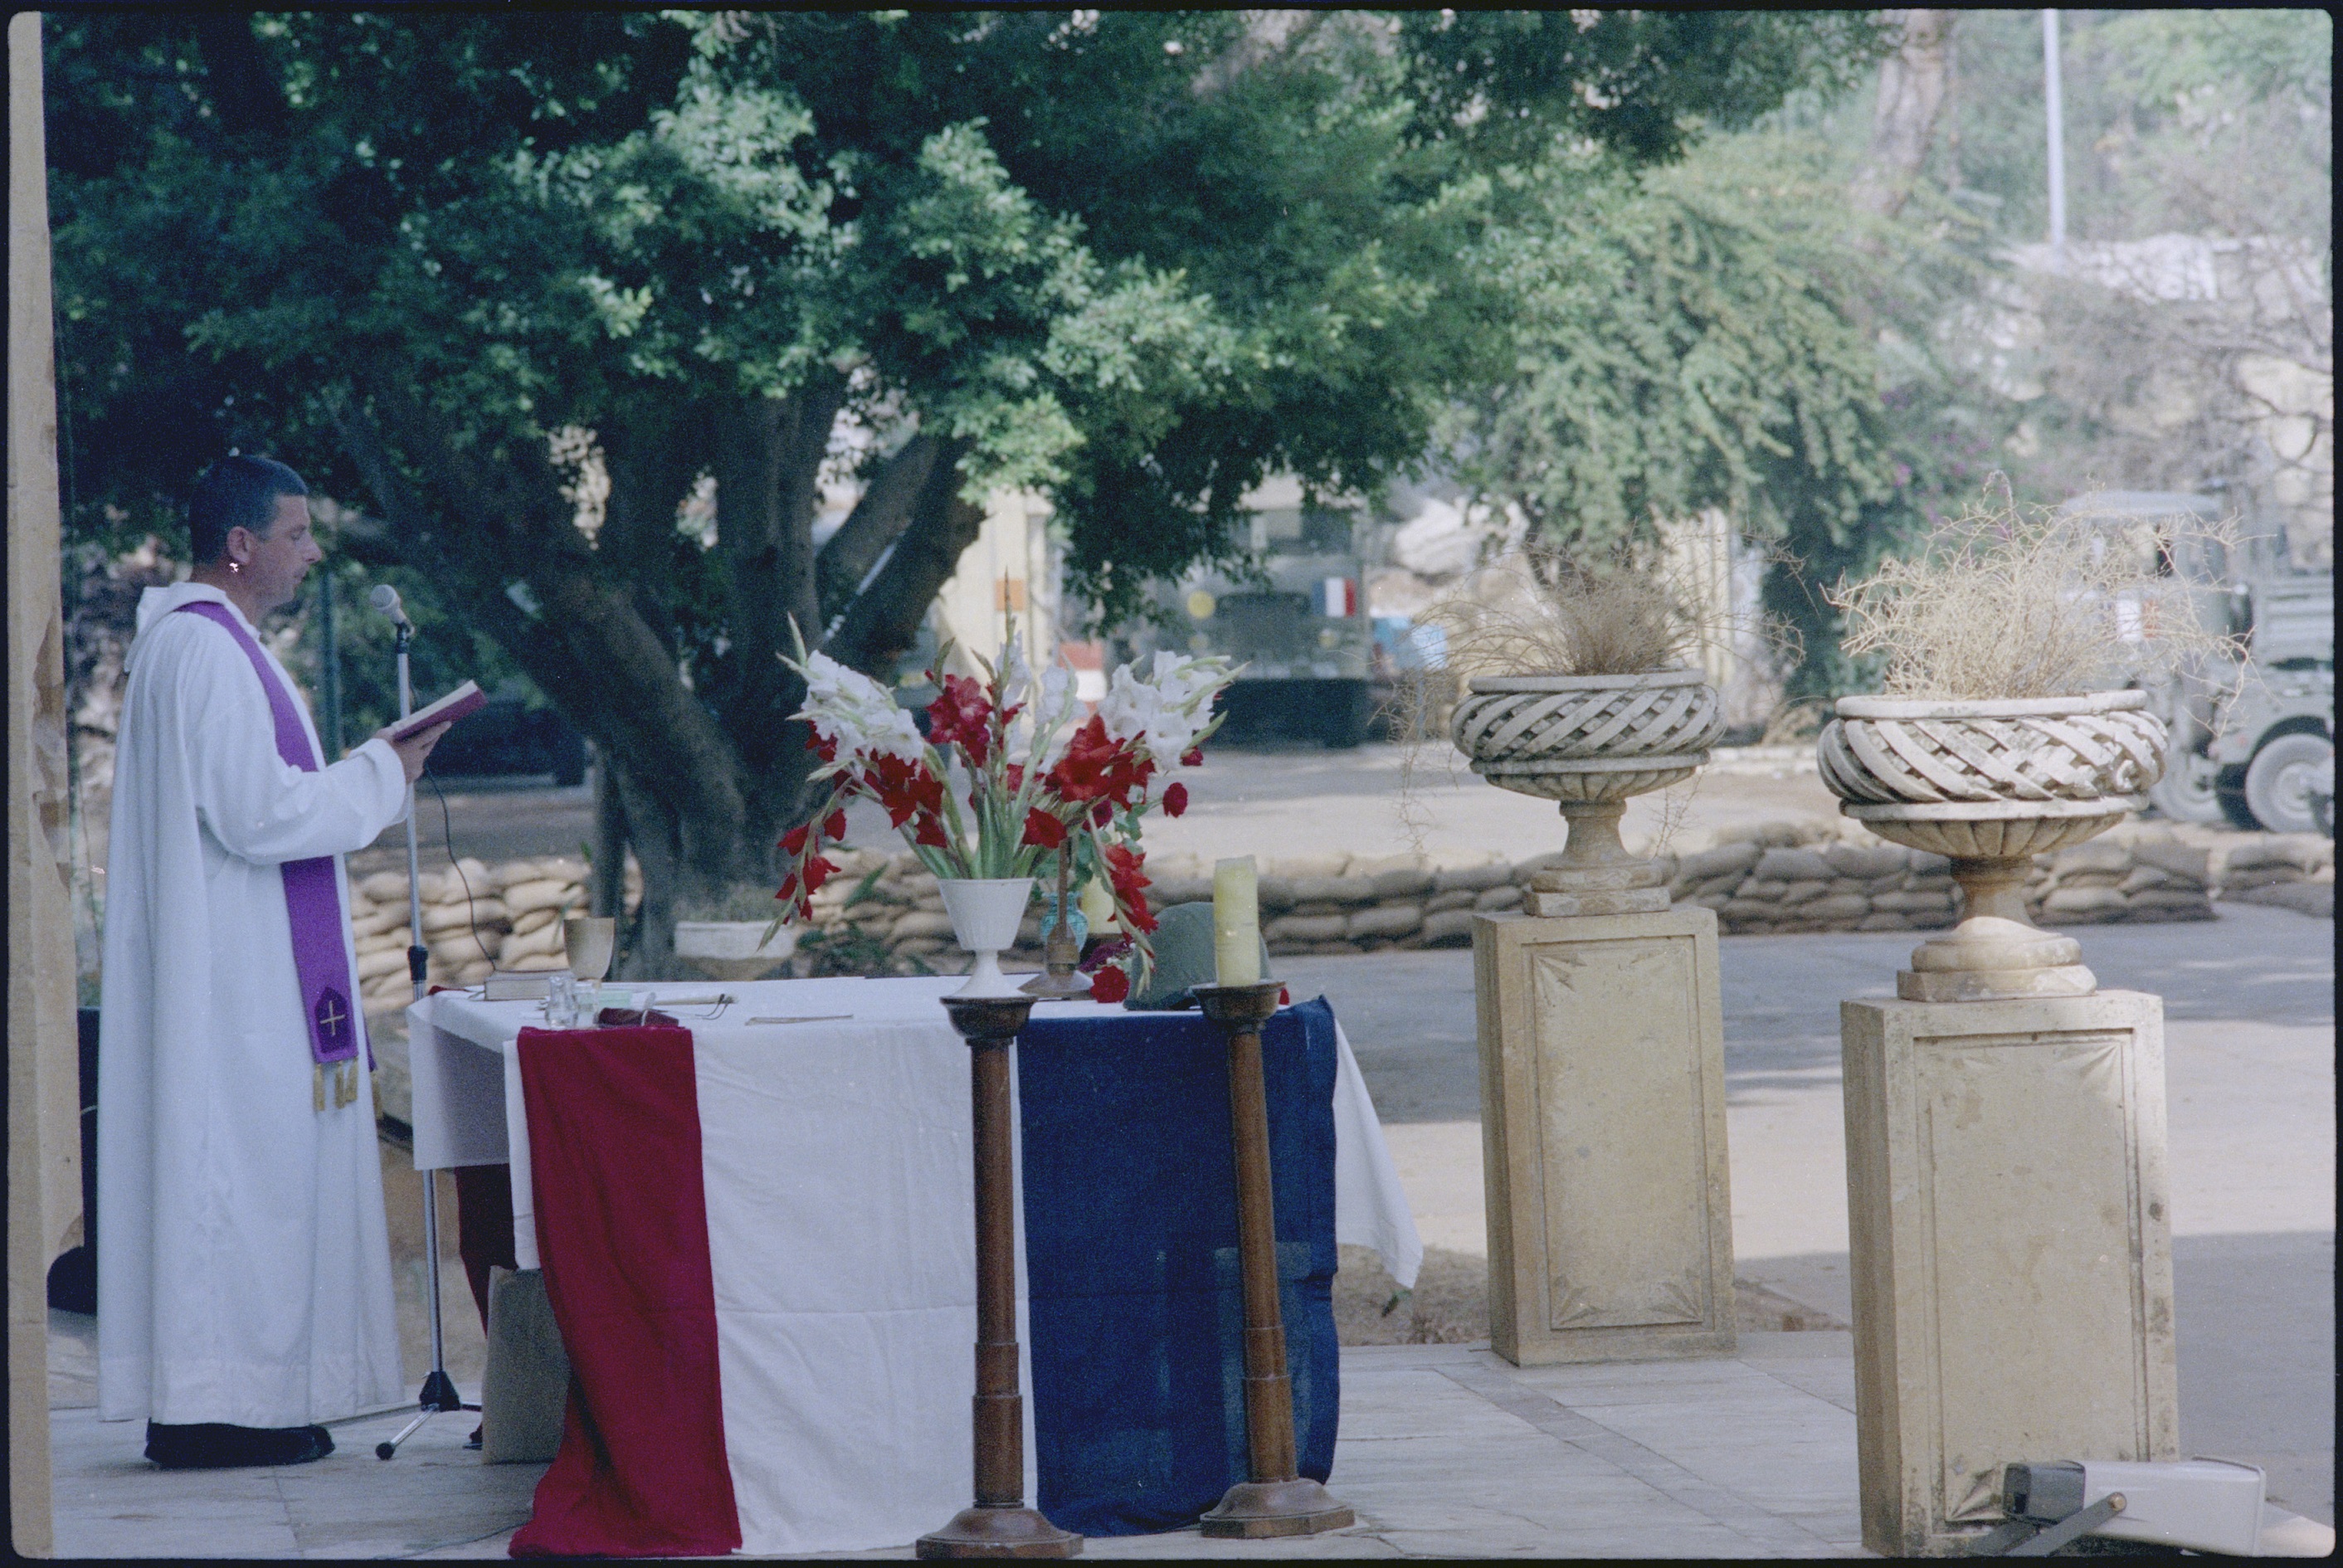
938,878,1036,998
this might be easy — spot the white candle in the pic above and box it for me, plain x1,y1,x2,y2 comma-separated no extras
1079,872,1115,935
1213,856,1262,986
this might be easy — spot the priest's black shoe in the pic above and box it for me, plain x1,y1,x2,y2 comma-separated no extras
144,1422,333,1469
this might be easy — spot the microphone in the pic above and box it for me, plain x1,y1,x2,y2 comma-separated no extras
368,584,412,629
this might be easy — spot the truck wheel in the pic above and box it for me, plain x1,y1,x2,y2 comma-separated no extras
2147,762,2227,825
2243,733,2334,835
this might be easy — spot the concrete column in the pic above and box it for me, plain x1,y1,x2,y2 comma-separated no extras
1474,907,1735,1364
1841,991,2178,1556
8,10,77,1555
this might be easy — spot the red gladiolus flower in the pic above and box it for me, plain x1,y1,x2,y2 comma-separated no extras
1044,714,1146,805
1091,800,1113,826
824,809,848,842
777,874,798,903
781,824,811,855
926,674,996,767
1022,808,1068,850
801,855,838,895
1102,843,1157,933
1181,747,1204,767
1005,763,1025,794
1088,964,1130,1004
811,728,840,764
1162,782,1188,817
913,812,950,850
867,754,944,828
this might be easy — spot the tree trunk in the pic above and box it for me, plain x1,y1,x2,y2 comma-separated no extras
335,386,998,981
1849,10,1953,226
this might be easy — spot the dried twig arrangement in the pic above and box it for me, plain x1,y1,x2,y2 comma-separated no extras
1832,493,2246,701
1386,543,1790,855
1425,548,1698,680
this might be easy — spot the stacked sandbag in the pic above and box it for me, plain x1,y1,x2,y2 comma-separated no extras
350,870,421,1015
348,853,641,1012
494,856,592,973
2206,831,2335,918
767,817,2339,974
2023,829,2215,925
1671,834,1960,935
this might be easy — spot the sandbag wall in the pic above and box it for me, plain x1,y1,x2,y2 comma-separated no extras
787,822,2329,971
348,855,641,1015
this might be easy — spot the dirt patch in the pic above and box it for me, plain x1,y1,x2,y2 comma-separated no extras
1333,1244,1847,1345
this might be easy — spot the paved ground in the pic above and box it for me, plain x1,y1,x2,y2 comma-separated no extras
51,1325,1880,1560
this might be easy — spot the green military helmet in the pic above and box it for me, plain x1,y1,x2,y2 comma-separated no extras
1123,902,1273,1011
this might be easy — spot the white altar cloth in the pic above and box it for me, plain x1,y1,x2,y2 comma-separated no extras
407,975,1423,1288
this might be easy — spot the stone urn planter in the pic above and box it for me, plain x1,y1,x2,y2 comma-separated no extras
1815,690,2167,1001
1451,669,1724,916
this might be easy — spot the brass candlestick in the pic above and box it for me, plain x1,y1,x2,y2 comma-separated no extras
1021,855,1091,1001
1191,981,1355,1538
917,994,1082,1561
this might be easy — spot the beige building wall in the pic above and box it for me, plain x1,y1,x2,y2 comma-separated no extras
930,489,1061,682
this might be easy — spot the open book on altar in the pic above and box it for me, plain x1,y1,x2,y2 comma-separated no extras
384,680,487,742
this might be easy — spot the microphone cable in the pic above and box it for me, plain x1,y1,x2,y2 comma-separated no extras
421,766,501,970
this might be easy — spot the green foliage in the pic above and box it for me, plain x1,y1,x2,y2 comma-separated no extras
1448,131,2007,697
49,7,1892,777
1389,10,1890,168
1926,8,2331,249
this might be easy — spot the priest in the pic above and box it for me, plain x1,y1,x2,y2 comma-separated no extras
97,455,451,1469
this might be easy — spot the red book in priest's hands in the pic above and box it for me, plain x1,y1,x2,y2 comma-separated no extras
383,679,487,742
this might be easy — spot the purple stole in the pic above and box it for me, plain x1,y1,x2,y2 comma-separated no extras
177,601,372,1109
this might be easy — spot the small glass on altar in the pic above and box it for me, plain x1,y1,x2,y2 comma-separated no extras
545,972,580,1028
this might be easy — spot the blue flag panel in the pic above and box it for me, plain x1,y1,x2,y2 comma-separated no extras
1016,999,1342,1536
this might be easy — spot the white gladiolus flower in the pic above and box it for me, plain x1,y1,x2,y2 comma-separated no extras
1001,639,1035,712
796,650,925,763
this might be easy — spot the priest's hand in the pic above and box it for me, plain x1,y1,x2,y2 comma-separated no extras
378,720,453,785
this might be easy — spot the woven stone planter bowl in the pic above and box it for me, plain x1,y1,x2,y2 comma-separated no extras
1451,670,1724,916
1452,670,1725,804
1814,691,2169,1001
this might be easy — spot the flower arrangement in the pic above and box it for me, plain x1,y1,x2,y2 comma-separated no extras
772,626,1232,1000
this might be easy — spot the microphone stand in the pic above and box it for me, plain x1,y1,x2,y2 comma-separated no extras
377,615,478,1460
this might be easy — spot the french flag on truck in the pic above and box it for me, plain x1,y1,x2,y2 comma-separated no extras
1313,577,1358,616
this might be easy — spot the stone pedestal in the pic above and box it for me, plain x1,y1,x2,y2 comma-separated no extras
1841,992,2177,1556
1473,908,1735,1365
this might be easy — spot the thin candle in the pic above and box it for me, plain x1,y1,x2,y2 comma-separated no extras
1213,856,1262,986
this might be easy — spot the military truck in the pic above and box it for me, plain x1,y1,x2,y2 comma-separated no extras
2055,491,2334,834
1121,487,1374,748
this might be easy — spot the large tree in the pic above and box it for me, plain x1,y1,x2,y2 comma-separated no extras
51,10,1882,967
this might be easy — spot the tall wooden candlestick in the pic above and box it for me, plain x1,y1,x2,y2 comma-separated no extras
918,995,1082,1561
1191,981,1355,1538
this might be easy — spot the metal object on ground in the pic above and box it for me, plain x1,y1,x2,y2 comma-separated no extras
1191,981,1355,1539
915,993,1081,1561
1983,1458,2267,1556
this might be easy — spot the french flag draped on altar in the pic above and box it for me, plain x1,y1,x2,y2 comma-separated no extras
506,999,1354,1557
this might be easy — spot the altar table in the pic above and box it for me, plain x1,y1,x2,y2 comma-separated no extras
407,976,1421,1556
